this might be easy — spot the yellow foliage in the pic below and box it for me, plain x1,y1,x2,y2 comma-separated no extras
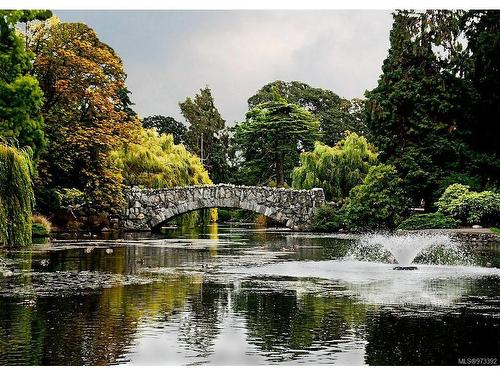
112,128,217,222
112,128,212,188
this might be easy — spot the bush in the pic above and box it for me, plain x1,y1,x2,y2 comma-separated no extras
31,214,52,237
311,165,410,232
436,184,500,226
397,212,458,230
341,164,409,230
311,204,345,232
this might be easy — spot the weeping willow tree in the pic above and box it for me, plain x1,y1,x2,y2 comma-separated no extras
0,143,35,246
292,132,378,201
111,128,217,224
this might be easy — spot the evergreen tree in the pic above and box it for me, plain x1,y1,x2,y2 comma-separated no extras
235,88,320,186
143,115,187,144
249,80,367,145
365,10,479,206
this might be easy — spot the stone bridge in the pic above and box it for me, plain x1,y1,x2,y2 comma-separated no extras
122,184,325,231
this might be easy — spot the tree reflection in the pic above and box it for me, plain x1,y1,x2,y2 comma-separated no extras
233,286,369,361
0,275,203,365
365,309,500,365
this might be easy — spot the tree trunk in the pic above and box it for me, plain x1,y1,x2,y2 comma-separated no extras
276,152,284,187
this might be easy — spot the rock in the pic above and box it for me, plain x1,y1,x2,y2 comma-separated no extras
472,225,482,229
105,248,113,254
2,270,13,277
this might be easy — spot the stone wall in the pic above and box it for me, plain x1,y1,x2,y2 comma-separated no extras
122,184,325,231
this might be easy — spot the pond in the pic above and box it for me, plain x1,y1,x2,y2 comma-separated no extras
0,224,499,365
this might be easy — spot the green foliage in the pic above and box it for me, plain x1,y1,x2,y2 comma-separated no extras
143,115,187,144
311,164,409,232
0,10,48,155
365,10,500,206
112,128,212,189
235,88,320,186
397,212,458,230
0,143,34,246
311,204,345,232
31,215,51,237
31,223,48,237
490,227,500,235
464,10,500,157
179,87,230,183
248,80,368,145
56,188,86,207
436,184,500,226
292,132,378,201
341,164,409,230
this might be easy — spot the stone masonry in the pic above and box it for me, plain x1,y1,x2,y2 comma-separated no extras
122,184,325,231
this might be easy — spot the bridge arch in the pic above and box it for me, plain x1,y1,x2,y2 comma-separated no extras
122,184,325,231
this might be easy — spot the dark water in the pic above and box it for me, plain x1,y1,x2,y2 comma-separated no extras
0,225,499,365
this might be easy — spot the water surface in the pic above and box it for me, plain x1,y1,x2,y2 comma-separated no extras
0,225,499,365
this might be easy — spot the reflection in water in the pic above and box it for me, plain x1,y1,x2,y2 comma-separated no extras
365,309,500,365
0,226,499,365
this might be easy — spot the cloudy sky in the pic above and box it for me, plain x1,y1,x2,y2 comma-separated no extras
56,10,393,126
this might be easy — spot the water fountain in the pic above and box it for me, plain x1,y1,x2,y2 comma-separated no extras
360,233,457,270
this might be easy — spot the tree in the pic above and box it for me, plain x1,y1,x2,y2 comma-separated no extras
249,80,367,145
462,10,500,184
27,18,140,214
0,142,35,246
179,87,230,183
142,115,187,144
0,10,50,156
365,10,480,207
292,132,378,201
112,128,212,188
235,89,320,186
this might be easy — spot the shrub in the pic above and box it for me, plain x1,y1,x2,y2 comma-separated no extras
436,184,470,216
341,164,409,230
437,184,500,226
311,204,345,232
397,212,458,230
31,214,52,237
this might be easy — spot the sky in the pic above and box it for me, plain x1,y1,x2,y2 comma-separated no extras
56,10,393,126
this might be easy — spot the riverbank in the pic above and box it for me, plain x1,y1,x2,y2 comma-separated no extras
398,228,500,243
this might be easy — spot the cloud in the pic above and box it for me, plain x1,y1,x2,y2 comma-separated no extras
56,10,393,126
